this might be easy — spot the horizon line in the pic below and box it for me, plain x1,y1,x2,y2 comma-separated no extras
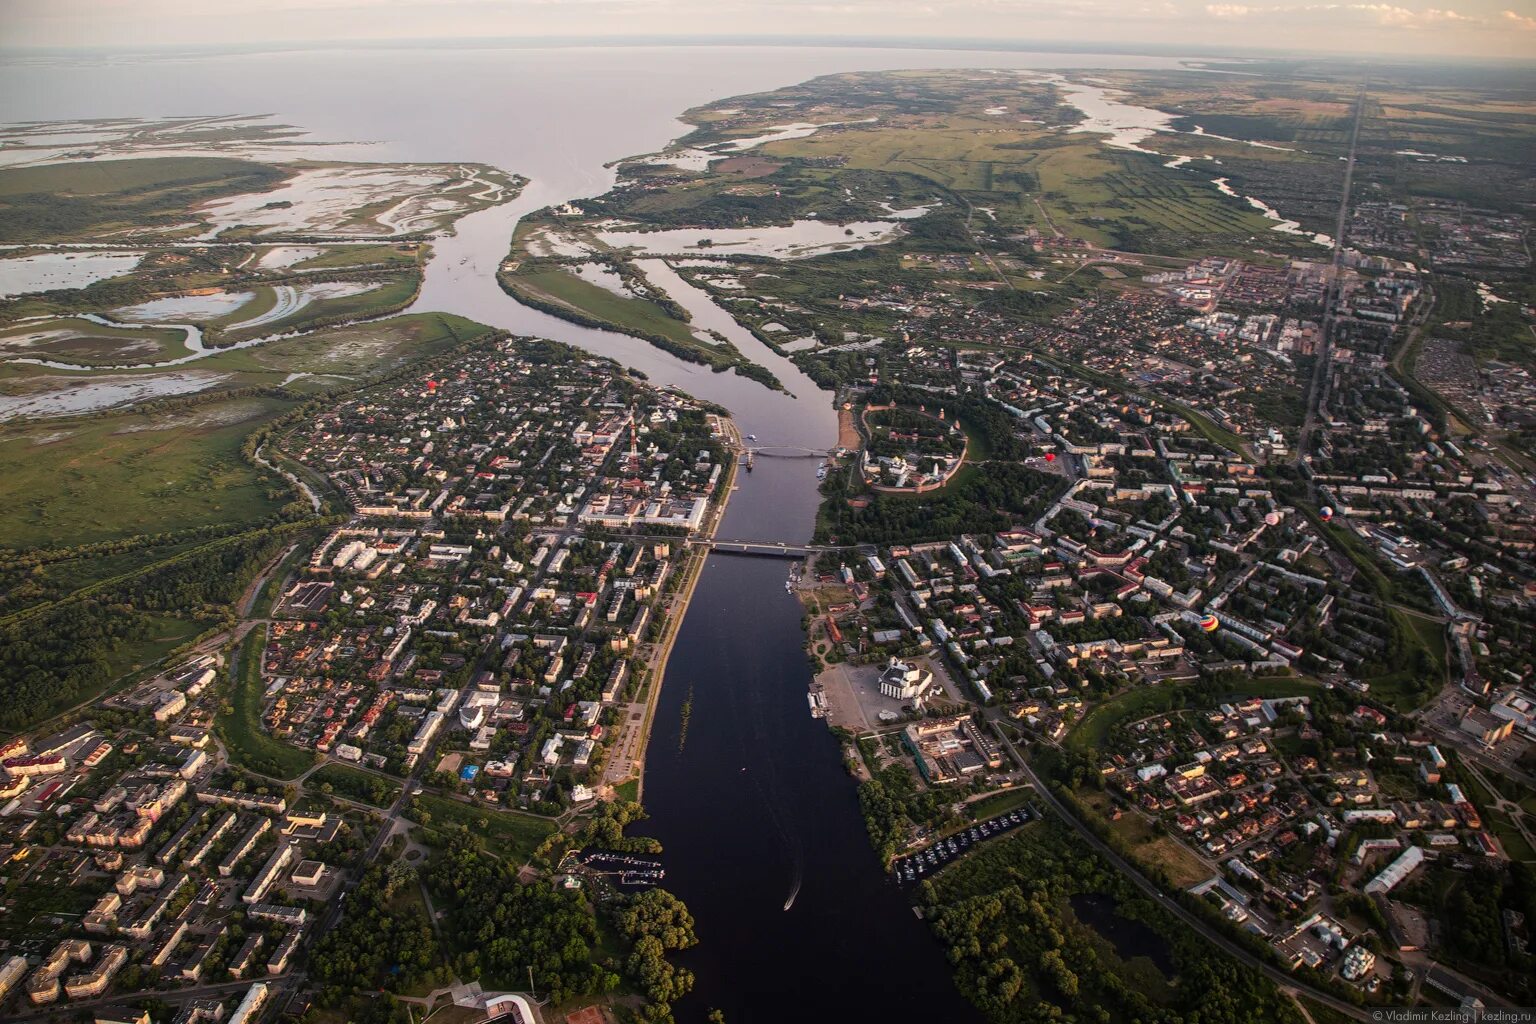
2,34,1533,66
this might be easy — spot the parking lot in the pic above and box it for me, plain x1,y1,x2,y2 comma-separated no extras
892,806,1036,884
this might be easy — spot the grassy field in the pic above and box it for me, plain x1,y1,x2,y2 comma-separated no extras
0,157,274,197
216,629,317,780
1074,787,1212,889
202,311,493,380
504,266,711,353
0,317,193,365
410,791,555,865
0,393,294,550
206,285,277,331
216,273,419,344
766,119,1291,256
0,313,492,519
311,762,402,808
966,787,1035,821
0,157,288,243
288,243,420,271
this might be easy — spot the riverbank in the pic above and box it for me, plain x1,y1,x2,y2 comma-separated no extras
610,413,743,805
496,263,784,391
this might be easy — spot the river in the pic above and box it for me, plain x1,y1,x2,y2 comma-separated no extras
1,42,1201,1022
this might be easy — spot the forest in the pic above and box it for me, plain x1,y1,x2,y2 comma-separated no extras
923,817,1309,1024
818,459,1063,546
0,524,306,732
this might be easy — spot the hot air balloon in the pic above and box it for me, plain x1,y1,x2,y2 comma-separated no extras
1200,614,1220,633
427,380,438,391
1044,452,1056,462
1264,511,1281,526
1319,506,1334,522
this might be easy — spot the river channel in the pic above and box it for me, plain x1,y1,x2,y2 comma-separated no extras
2,43,1208,1022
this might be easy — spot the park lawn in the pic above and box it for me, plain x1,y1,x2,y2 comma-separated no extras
1365,670,1434,712
1066,684,1182,753
0,393,295,550
1404,611,1449,670
104,614,204,680
0,316,193,365
311,762,402,809
613,778,640,803
1074,788,1212,890
410,792,556,865
1486,811,1536,863
217,630,317,780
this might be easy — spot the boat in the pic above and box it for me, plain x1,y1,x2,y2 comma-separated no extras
744,451,755,472
806,691,826,718
745,433,757,441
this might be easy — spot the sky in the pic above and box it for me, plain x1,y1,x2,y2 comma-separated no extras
2,0,1534,59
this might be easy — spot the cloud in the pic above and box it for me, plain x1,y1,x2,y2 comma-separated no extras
1203,2,1487,28
1504,9,1536,29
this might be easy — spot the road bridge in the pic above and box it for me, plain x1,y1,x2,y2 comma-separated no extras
740,445,835,459
703,540,813,559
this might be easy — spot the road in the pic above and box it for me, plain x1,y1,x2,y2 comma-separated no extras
1296,82,1367,481
5,976,296,1023
985,718,1375,1023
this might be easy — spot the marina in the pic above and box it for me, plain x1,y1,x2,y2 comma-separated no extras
574,850,668,889
891,807,1036,885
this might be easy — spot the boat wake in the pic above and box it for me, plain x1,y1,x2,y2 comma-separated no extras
735,640,807,914
783,871,802,911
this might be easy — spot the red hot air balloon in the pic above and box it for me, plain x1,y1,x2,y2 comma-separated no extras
1200,614,1220,632
1044,452,1055,462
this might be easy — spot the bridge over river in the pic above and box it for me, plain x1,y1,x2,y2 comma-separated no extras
699,539,830,559
738,444,837,459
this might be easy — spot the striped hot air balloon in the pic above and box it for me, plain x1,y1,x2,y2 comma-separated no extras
1319,506,1334,522
1200,614,1220,632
